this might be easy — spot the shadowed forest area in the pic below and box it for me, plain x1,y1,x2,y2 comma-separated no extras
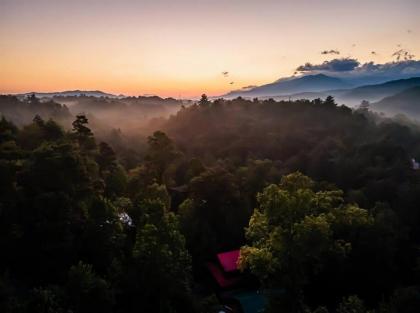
1,94,420,312
2,0,420,311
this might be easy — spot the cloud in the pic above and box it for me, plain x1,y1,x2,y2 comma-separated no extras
241,85,257,90
392,49,415,61
321,49,340,55
297,58,360,72
295,56,420,85
356,60,420,76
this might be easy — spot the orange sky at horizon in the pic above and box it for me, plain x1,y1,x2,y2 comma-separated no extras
1,0,419,98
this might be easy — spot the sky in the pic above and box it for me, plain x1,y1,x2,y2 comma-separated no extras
0,0,419,98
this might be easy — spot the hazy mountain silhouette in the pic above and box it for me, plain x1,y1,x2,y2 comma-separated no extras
17,90,119,98
372,86,420,117
341,77,420,103
224,74,351,98
223,76,420,109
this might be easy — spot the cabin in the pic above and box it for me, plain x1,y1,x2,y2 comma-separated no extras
206,250,243,289
206,249,267,313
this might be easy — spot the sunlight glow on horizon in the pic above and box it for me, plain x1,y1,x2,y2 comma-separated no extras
1,0,419,98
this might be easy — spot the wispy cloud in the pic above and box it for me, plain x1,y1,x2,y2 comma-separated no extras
241,85,257,90
321,49,340,55
392,49,415,61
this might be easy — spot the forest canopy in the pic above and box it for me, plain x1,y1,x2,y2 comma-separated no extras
1,95,420,313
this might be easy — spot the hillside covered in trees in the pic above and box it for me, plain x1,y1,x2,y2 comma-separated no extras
1,95,420,313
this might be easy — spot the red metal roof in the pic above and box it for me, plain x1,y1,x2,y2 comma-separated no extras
206,262,241,288
217,249,240,273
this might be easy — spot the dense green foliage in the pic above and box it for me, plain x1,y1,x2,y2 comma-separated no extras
0,114,193,313
1,95,420,312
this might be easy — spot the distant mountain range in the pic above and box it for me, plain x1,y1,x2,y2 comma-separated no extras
224,74,351,98
340,77,420,103
223,74,420,108
16,90,120,99
9,75,420,119
372,86,420,117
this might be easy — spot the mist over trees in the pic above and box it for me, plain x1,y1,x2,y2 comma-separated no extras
1,94,420,312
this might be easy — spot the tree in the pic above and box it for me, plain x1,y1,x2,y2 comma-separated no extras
324,96,336,107
79,197,125,273
43,119,64,141
145,131,181,184
239,172,373,312
72,115,92,137
67,262,113,313
115,184,193,313
27,94,40,105
26,286,67,313
72,114,95,151
179,166,247,263
358,100,370,111
130,182,171,224
10,141,96,283
0,116,18,144
96,142,127,198
198,94,210,107
97,142,117,172
337,295,368,313
387,286,420,313
17,120,46,150
33,114,45,127
131,212,192,312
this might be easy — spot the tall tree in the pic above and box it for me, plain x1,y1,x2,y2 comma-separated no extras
198,94,210,107
239,172,373,312
145,131,181,184
72,114,95,151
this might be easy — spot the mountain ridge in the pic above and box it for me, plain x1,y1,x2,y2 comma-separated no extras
224,74,351,98
372,86,420,117
341,77,420,103
15,90,120,98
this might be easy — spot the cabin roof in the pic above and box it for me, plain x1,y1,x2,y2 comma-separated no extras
206,262,241,288
217,250,240,273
